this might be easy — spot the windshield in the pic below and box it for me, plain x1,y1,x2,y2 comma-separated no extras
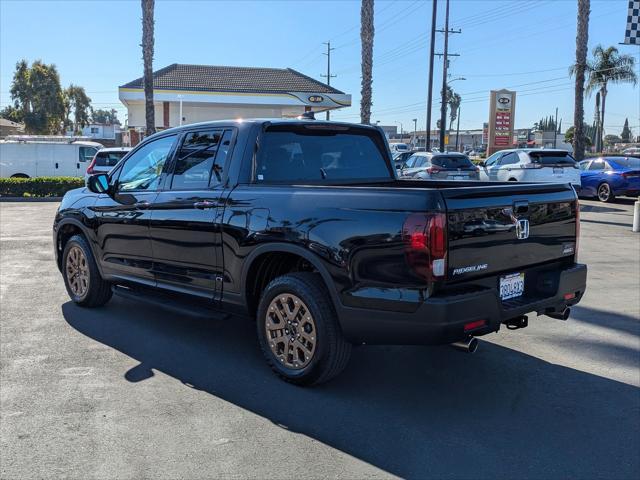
96,151,128,167
529,151,575,166
431,155,474,168
255,126,391,182
612,157,640,169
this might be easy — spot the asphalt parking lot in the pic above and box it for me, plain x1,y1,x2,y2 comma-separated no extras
1,198,639,479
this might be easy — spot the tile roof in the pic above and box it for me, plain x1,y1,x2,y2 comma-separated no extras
120,64,344,95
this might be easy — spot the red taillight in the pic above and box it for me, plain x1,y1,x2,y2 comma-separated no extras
575,200,580,262
403,212,447,281
564,292,576,300
521,162,543,169
464,319,487,332
426,166,441,175
86,154,98,174
622,171,640,178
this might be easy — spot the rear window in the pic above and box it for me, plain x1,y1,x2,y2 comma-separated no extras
96,151,128,167
431,155,474,168
255,126,391,182
612,157,640,169
528,152,575,166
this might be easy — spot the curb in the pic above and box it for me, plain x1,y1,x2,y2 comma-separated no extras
0,197,62,202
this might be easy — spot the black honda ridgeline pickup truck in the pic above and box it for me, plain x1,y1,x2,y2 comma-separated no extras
54,119,587,385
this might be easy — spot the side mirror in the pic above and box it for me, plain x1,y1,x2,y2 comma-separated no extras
87,173,110,194
477,161,485,167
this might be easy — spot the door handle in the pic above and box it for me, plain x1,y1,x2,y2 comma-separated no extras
77,163,80,169
134,201,151,209
194,200,216,209
55,163,59,169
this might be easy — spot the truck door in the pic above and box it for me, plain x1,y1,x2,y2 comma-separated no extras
148,128,235,300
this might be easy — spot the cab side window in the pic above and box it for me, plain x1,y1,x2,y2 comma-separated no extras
484,152,502,167
117,135,176,191
499,152,519,165
171,130,223,190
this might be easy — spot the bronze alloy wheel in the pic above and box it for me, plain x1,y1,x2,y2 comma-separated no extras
265,293,317,369
66,245,90,298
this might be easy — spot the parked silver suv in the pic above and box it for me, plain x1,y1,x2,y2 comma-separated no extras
400,152,479,181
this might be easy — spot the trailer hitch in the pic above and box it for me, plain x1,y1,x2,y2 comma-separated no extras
504,315,528,330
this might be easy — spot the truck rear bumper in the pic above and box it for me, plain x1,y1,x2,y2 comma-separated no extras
337,263,587,345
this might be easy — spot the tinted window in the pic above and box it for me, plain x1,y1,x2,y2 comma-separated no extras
118,135,176,191
499,152,519,165
529,151,576,166
578,161,590,170
79,146,98,163
405,155,421,168
431,155,474,168
171,130,223,189
612,157,640,169
95,151,128,167
255,127,390,182
588,161,605,171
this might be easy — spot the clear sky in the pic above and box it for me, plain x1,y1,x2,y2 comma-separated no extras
1,0,638,137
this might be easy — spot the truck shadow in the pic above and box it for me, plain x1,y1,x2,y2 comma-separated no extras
62,298,640,479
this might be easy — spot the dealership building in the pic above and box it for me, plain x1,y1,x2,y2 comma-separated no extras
119,63,351,142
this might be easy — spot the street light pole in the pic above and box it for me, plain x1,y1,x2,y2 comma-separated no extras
413,118,417,147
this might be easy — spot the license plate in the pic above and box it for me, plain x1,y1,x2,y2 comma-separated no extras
553,167,564,174
500,272,525,301
453,175,466,180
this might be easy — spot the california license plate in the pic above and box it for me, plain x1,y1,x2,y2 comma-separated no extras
500,272,525,301
553,167,564,174
453,176,465,180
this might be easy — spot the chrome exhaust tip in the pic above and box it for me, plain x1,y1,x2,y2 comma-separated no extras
451,337,478,353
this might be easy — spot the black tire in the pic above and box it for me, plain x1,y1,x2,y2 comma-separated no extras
256,272,352,386
62,234,112,307
597,182,615,203
508,178,518,182
10,173,29,179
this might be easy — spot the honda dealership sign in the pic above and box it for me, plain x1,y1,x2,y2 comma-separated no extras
487,89,516,155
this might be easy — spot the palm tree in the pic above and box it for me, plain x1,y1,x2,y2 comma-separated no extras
447,90,461,131
360,0,374,125
571,0,590,160
586,45,637,151
141,0,155,136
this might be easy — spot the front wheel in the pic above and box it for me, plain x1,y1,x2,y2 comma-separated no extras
256,272,352,386
62,235,112,307
597,182,614,203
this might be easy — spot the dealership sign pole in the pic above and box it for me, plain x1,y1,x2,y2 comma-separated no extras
487,89,516,156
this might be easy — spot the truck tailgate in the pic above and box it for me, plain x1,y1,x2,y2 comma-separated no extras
442,182,578,282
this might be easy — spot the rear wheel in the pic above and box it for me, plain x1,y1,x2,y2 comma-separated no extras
256,272,351,386
597,182,614,203
62,235,112,307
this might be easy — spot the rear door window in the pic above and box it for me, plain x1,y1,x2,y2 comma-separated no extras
529,152,576,167
431,155,474,169
171,130,223,189
499,152,519,165
588,161,605,171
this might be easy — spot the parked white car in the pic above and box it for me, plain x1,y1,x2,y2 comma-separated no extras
0,137,102,178
477,149,580,190
85,147,132,179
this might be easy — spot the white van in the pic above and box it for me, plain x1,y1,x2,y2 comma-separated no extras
0,137,103,178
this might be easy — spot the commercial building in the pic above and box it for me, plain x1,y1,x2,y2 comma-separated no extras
119,63,351,143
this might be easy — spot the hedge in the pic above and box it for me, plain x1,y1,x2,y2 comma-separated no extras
0,177,85,198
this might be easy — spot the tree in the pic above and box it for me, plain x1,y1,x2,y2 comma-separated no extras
0,105,23,123
585,45,637,150
621,118,631,142
91,108,120,125
9,59,65,134
64,84,92,133
141,0,156,135
571,0,590,160
360,0,374,125
447,88,461,131
604,134,622,146
565,124,592,148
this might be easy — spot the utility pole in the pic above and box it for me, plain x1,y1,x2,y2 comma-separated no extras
321,41,336,121
413,118,418,147
455,104,461,151
425,0,438,151
436,0,460,152
554,107,558,148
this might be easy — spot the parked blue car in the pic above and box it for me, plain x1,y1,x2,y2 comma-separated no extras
578,156,640,202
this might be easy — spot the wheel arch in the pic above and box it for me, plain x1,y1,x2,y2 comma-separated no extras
241,243,340,318
55,218,102,274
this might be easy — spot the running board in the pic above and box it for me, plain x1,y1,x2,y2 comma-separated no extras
112,285,231,320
